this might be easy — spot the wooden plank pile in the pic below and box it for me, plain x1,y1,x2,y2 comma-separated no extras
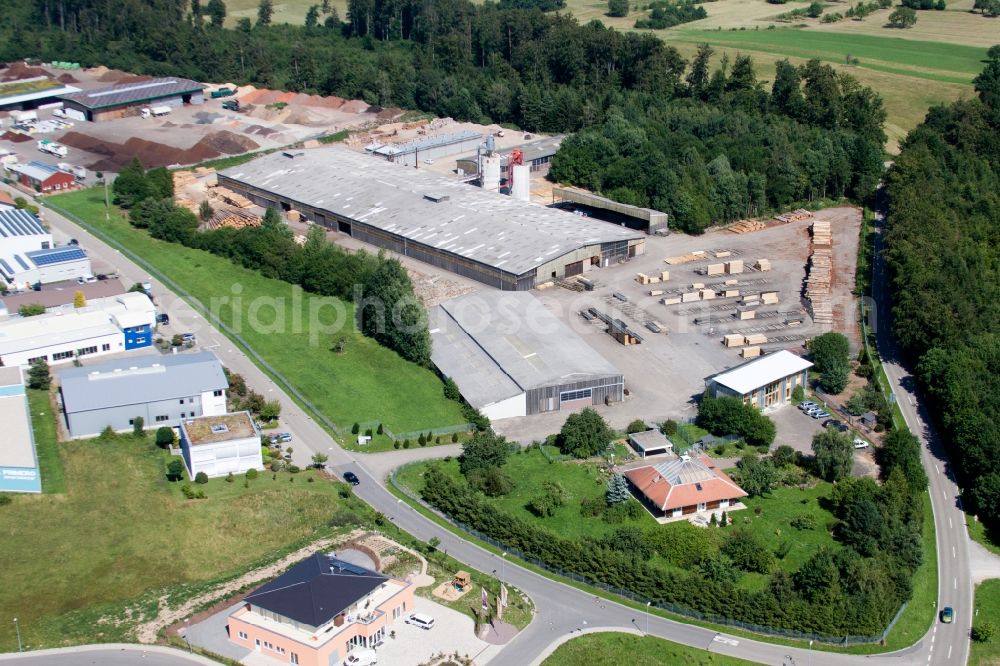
203,207,261,231
775,208,814,224
208,186,253,208
805,218,834,325
664,250,707,265
729,219,766,234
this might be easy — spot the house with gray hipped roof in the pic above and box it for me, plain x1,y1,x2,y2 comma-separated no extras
58,351,228,438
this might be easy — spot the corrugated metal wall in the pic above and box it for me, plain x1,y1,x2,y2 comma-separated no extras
525,376,624,415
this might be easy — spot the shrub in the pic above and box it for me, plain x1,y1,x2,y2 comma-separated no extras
697,395,776,447
460,430,515,475
452,432,459,443
377,423,384,435
420,439,427,447
602,500,644,524
467,466,514,497
722,530,774,573
626,419,648,434
394,441,401,449
166,459,185,481
775,540,793,559
971,622,996,643
580,496,606,517
155,426,175,448
245,468,258,480
351,422,360,434
403,440,411,449
791,385,805,403
443,377,461,401
771,444,796,468
557,408,612,458
0,494,12,506
288,464,301,473
790,514,817,530
132,416,145,437
660,419,679,436
365,428,373,437
606,473,631,505
194,471,209,484
225,472,235,483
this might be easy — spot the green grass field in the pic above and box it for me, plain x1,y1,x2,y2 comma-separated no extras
46,189,465,435
543,632,763,665
397,450,840,585
672,29,986,83
28,389,66,494
0,427,364,652
968,518,1000,556
971,579,1000,666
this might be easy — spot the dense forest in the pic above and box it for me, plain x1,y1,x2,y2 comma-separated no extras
3,0,884,231
883,47,1000,529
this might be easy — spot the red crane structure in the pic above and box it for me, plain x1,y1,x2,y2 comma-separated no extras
506,148,524,194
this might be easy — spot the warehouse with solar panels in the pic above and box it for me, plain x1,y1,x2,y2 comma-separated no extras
218,148,645,291
0,209,92,288
58,77,204,122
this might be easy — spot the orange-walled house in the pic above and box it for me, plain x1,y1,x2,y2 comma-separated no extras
227,553,414,666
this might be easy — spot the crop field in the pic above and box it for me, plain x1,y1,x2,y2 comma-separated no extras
46,189,466,434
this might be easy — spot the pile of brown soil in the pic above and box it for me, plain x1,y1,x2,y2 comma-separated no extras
340,99,369,114
1,131,31,143
1,62,49,81
200,130,259,154
65,128,259,171
57,73,79,83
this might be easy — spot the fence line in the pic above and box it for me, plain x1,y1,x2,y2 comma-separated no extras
388,463,903,646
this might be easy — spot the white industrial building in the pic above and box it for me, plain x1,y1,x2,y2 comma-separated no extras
0,209,91,289
0,366,41,494
430,291,623,420
178,411,264,479
0,291,156,367
705,350,813,409
58,351,229,438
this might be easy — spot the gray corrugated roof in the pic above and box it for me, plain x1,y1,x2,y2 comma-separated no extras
372,130,481,157
59,77,202,110
59,351,227,414
10,161,60,183
629,429,670,452
220,148,642,277
430,291,621,408
0,209,47,238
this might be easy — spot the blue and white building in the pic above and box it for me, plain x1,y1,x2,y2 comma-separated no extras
0,366,41,493
0,291,156,368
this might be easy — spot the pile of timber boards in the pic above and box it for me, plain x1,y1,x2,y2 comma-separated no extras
729,219,766,234
203,208,261,231
806,220,833,324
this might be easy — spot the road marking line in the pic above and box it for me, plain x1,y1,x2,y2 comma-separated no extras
949,517,953,529
942,489,947,500
953,546,957,558
948,646,952,659
954,578,957,590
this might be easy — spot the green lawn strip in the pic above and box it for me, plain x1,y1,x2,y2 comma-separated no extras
44,189,464,434
968,519,1000,556
542,632,764,666
672,29,985,81
27,388,65,494
0,430,364,652
970,579,1000,665
388,463,923,654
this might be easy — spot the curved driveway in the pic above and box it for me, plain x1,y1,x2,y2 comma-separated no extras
23,193,973,666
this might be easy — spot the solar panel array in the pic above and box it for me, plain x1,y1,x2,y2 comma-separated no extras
0,209,46,237
27,247,87,267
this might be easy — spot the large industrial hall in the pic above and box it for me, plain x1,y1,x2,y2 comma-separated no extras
429,291,624,420
218,147,645,290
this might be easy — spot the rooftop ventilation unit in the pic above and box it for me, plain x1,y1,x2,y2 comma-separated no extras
695,482,703,491
210,424,229,434
423,193,450,203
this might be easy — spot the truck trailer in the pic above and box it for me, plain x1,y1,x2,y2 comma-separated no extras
38,139,68,157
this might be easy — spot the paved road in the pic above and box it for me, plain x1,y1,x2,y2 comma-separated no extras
24,192,971,666
871,210,972,666
0,644,217,665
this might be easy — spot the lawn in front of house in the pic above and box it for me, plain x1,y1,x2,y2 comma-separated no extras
0,426,365,652
46,188,465,434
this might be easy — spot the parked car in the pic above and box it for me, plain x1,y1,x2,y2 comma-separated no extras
940,607,954,623
67,238,79,246
811,410,831,419
799,401,816,410
343,471,360,486
853,438,870,449
276,432,292,443
76,274,97,284
156,313,170,325
343,648,377,666
405,613,435,630
181,332,196,343
825,420,848,432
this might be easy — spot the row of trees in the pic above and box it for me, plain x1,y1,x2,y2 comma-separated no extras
882,46,1000,528
113,160,431,365
696,395,777,448
420,457,917,637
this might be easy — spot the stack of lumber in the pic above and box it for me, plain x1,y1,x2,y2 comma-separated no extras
636,273,662,285
742,346,761,359
714,250,732,258
194,166,215,177
203,208,261,231
208,186,253,208
725,260,744,275
755,259,772,271
175,197,199,214
729,219,766,234
811,220,832,247
664,250,707,265
707,263,726,276
173,170,197,190
805,219,834,323
775,208,814,224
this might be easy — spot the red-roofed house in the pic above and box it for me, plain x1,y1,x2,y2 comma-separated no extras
624,456,747,520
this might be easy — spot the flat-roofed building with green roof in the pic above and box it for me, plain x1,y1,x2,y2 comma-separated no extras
58,77,203,121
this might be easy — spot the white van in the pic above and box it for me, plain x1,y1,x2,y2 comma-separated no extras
405,613,435,630
344,647,377,665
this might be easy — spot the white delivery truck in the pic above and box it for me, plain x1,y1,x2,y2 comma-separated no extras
141,105,172,118
12,110,38,123
38,139,68,157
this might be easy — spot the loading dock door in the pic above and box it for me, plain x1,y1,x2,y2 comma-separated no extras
565,260,583,277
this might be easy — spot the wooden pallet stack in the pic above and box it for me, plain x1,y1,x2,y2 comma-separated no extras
805,219,833,325
729,219,766,234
